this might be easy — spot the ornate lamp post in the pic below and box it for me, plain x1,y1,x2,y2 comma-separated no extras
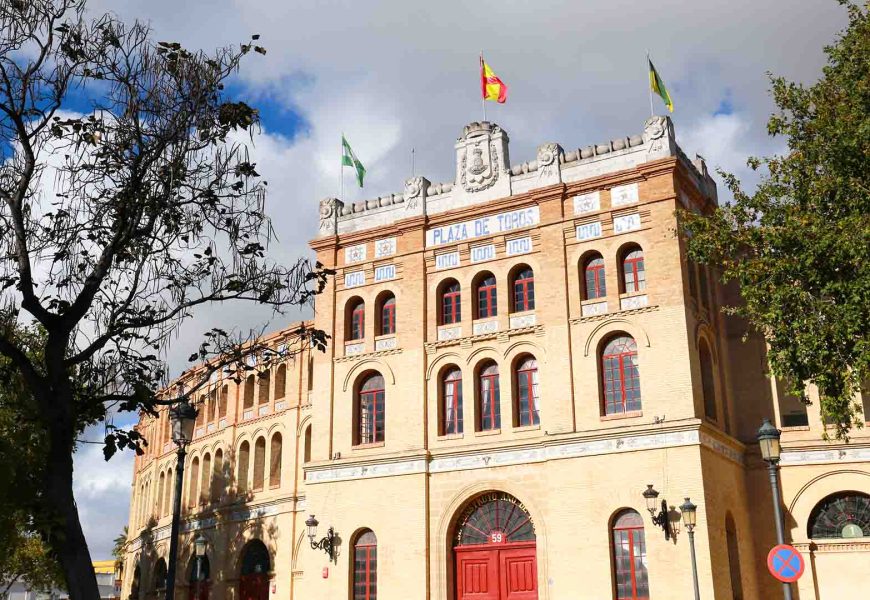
194,534,207,600
680,498,700,600
757,418,793,600
305,514,337,561
165,399,197,600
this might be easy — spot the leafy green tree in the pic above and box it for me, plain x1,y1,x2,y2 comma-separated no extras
0,519,65,598
681,0,870,438
0,1,330,597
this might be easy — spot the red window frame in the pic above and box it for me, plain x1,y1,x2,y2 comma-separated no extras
622,249,646,293
358,376,385,445
602,336,642,415
478,363,500,431
441,282,461,325
476,275,497,319
442,369,463,435
612,513,649,600
512,268,535,312
353,533,377,600
516,358,540,426
585,256,606,299
380,297,396,335
350,302,365,340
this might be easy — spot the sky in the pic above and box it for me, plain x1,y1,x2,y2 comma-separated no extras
70,0,850,559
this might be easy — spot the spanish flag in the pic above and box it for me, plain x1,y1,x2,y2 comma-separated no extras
481,56,507,103
648,58,674,113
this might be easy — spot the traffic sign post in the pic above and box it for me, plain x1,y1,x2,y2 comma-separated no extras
767,544,805,584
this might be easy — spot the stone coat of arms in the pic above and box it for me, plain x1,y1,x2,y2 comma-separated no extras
461,142,500,193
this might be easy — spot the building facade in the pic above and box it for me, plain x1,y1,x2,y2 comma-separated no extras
120,116,870,600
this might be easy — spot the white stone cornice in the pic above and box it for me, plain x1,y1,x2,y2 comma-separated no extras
781,446,870,466
305,426,746,483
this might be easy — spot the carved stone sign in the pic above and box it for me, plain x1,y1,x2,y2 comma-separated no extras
574,191,600,215
461,142,500,193
374,237,396,258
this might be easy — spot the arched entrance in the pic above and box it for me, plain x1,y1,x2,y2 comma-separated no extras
453,492,537,600
187,554,211,600
238,540,270,600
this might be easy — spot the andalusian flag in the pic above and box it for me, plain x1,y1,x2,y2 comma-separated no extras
648,58,673,112
481,56,508,103
341,134,366,188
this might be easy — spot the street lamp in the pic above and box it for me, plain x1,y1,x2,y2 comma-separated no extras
757,418,793,600
305,514,337,561
194,534,207,600
642,484,671,540
165,399,197,600
680,498,700,600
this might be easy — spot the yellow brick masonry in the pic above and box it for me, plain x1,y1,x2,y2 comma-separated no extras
120,135,870,600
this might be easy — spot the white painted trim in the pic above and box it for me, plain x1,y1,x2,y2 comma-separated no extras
781,447,870,466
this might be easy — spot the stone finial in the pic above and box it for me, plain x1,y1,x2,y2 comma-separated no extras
643,115,676,158
318,197,343,236
404,176,430,213
535,142,563,184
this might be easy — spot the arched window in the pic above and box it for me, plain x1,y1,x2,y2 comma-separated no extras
352,530,377,600
440,280,461,325
726,514,744,600
275,364,287,400
237,441,250,494
243,375,255,410
269,433,282,488
200,453,211,504
378,293,396,335
602,335,641,415
808,492,870,539
478,361,500,431
131,564,141,600
196,396,206,427
153,558,168,594
303,425,312,463
621,247,646,293
253,437,266,492
475,273,497,319
583,254,606,300
188,457,200,508
699,339,717,421
441,368,463,435
356,373,385,445
211,450,223,501
208,389,217,422
348,299,365,341
515,356,540,426
163,468,173,517
258,370,270,406
512,266,535,312
611,510,649,600
157,472,165,519
218,385,228,419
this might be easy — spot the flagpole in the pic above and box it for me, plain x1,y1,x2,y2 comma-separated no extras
340,134,344,202
480,52,487,122
411,147,415,177
646,51,654,117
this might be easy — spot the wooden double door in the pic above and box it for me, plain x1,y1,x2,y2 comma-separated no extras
455,542,537,600
238,574,269,600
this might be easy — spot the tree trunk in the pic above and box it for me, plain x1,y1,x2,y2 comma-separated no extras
40,379,101,600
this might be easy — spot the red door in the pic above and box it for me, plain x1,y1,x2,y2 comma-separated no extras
239,574,268,600
499,545,537,600
457,548,500,600
456,544,537,600
188,581,210,600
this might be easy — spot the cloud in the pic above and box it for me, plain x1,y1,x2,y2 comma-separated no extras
73,432,135,559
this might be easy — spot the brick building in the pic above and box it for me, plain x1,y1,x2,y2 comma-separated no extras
120,116,870,600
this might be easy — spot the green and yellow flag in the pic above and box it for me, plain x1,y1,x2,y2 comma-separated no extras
341,134,366,188
648,59,673,113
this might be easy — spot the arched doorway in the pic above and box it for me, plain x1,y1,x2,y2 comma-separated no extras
453,492,537,600
238,539,270,600
187,554,211,600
